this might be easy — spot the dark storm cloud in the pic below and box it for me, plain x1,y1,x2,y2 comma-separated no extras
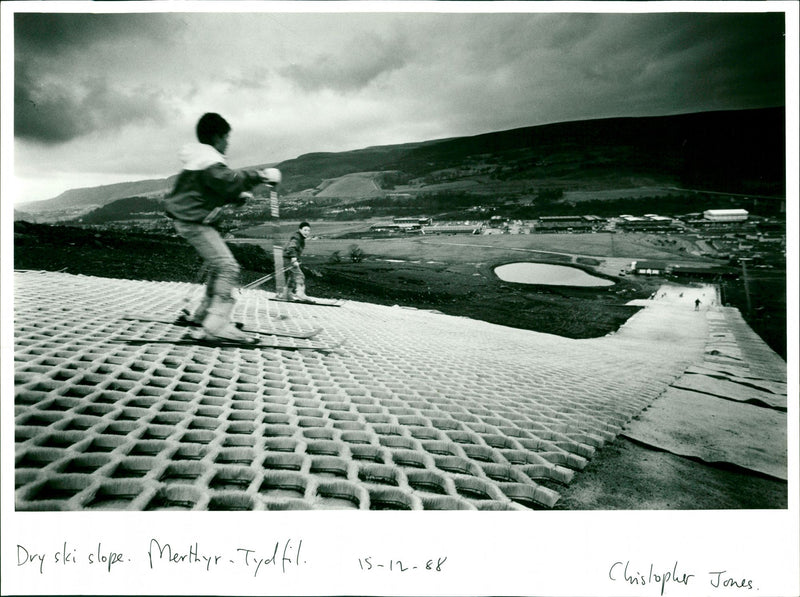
649,12,784,57
639,12,785,109
14,61,86,143
15,60,171,144
14,13,178,144
14,12,178,55
533,12,784,112
281,34,411,93
619,12,784,81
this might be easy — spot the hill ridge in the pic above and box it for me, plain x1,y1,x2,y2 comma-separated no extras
20,106,785,216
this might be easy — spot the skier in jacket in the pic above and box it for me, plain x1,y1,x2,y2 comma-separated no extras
165,112,280,343
280,222,312,301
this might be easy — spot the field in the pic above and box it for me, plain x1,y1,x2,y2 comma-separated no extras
230,228,729,340
240,219,378,240
242,222,707,255
315,172,383,199
236,225,718,277
306,232,709,266
563,186,678,202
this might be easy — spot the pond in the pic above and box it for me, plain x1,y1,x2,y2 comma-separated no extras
494,262,615,287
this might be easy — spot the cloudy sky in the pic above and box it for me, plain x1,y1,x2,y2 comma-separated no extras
7,4,788,204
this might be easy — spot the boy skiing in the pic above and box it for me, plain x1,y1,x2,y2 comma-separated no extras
279,222,312,301
165,112,280,343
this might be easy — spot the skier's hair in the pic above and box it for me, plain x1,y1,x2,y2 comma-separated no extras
196,113,231,145
299,222,311,229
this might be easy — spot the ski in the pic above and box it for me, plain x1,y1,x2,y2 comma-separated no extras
270,296,345,307
119,331,342,352
192,333,342,351
121,314,321,339
237,323,320,339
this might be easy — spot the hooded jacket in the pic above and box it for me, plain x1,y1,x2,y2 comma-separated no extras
165,142,262,225
284,230,306,260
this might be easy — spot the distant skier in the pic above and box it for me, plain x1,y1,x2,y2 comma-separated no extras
279,222,312,301
695,298,701,311
165,112,281,343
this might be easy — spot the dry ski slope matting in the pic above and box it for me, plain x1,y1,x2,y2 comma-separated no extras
14,271,714,511
622,302,787,481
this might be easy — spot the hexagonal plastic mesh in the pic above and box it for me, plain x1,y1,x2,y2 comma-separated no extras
14,271,698,510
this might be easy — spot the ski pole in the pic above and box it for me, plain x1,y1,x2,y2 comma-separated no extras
241,264,292,290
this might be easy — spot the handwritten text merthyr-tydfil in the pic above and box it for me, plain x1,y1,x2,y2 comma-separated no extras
147,538,304,575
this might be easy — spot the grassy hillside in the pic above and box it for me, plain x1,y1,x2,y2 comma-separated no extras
21,108,786,217
279,108,785,199
78,196,164,224
381,108,785,196
18,176,177,214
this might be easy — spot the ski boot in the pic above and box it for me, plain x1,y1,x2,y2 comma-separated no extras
293,280,309,302
176,295,213,327
277,286,295,302
201,297,257,344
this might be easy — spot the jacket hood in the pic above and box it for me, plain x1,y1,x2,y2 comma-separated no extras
179,142,227,171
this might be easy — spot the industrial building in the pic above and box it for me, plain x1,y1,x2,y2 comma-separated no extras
703,209,749,222
616,214,676,232
535,216,598,233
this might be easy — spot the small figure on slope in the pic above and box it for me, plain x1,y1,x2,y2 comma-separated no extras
279,222,312,301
